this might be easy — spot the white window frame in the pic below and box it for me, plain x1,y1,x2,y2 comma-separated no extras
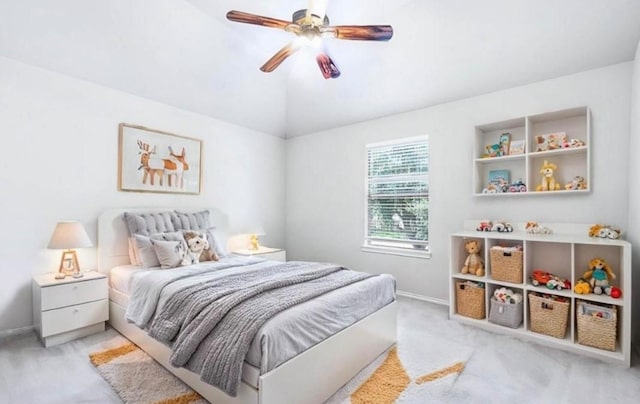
361,135,430,259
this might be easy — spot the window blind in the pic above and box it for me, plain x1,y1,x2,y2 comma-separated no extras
365,138,429,250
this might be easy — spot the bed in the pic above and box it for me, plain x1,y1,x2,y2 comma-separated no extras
99,207,397,404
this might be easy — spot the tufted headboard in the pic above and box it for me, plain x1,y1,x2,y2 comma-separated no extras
97,207,229,274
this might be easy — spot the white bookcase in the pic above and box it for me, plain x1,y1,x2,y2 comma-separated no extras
473,106,590,196
449,221,631,366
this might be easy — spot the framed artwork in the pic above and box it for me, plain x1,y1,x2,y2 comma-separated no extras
509,140,526,155
498,133,511,156
118,123,202,194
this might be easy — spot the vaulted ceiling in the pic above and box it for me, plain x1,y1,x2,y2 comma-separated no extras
1,0,640,137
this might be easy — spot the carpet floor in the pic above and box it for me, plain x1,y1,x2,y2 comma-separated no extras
2,296,640,404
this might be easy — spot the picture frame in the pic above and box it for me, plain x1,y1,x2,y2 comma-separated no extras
509,140,526,155
498,133,511,156
118,123,202,194
488,169,510,187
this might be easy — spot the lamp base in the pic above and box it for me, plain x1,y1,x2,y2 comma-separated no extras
71,272,84,278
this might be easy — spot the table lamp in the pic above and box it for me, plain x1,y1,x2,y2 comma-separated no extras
48,221,92,279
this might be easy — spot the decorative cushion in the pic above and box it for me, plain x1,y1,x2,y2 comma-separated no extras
205,227,228,258
133,231,186,268
124,211,179,237
174,210,210,231
151,239,186,269
128,237,141,266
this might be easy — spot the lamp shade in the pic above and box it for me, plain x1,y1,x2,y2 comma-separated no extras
47,221,93,250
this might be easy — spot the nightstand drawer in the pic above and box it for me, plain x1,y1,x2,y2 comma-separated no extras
41,277,108,310
41,299,108,337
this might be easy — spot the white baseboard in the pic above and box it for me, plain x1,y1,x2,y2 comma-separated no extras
0,326,34,339
397,290,449,306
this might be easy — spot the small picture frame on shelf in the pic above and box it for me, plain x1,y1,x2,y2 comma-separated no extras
488,169,510,187
498,133,511,156
535,132,568,152
509,140,525,155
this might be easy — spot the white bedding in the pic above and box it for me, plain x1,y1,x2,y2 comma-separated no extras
110,257,396,383
109,264,143,294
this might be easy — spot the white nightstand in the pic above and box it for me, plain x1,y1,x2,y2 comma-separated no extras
233,246,286,262
32,271,109,347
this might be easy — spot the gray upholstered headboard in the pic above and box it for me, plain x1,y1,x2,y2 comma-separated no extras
97,207,229,274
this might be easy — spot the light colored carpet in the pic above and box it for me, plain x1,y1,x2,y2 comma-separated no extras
325,327,473,403
89,336,206,404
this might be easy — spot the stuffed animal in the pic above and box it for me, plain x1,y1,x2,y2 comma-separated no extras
574,278,592,294
461,240,484,276
536,160,561,191
564,176,587,190
525,221,552,235
584,258,616,295
588,224,621,239
183,231,218,265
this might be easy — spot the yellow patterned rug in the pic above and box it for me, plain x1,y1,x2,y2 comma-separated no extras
325,329,473,404
90,329,472,404
89,338,206,404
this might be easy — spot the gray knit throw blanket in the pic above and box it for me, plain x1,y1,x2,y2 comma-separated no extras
148,261,374,397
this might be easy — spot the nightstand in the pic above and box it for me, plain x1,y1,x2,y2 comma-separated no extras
32,271,108,347
233,246,286,262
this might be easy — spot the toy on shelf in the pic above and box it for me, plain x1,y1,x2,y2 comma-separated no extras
482,183,501,194
525,221,553,235
507,179,527,193
536,160,561,191
610,287,622,299
588,224,621,239
491,221,513,232
461,240,485,276
493,287,522,304
574,279,592,294
476,220,492,231
530,270,571,290
584,258,616,295
564,176,587,190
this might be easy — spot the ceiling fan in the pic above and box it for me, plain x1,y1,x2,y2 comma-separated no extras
226,0,393,79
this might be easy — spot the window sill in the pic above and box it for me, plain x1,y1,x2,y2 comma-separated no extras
361,245,431,259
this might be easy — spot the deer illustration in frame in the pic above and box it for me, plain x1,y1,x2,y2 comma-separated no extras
118,123,202,194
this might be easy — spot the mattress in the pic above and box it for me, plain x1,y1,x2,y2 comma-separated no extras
109,257,396,388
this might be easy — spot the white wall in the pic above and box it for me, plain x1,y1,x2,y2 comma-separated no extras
0,56,285,333
286,62,633,302
627,41,640,349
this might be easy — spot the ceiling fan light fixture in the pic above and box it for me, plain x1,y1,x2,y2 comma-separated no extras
226,0,393,79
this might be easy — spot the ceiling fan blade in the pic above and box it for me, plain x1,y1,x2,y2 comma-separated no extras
307,0,329,20
321,25,393,41
316,51,340,79
260,42,301,73
226,10,292,30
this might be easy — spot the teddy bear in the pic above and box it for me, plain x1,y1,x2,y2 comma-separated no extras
573,278,592,294
583,258,616,295
182,231,218,266
461,240,484,276
536,160,561,191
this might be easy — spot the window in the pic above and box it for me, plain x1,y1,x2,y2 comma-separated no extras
364,136,429,256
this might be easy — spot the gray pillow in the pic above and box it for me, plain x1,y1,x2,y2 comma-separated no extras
151,239,186,269
174,210,210,231
124,211,179,236
133,231,186,268
205,227,228,258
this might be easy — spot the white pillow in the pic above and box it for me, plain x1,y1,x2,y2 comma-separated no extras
151,239,185,269
205,227,228,258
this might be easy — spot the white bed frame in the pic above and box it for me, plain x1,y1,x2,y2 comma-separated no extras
98,208,397,404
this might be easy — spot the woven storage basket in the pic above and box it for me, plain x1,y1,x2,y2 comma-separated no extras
490,248,523,283
456,281,485,319
576,301,617,351
489,297,523,328
528,293,569,339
